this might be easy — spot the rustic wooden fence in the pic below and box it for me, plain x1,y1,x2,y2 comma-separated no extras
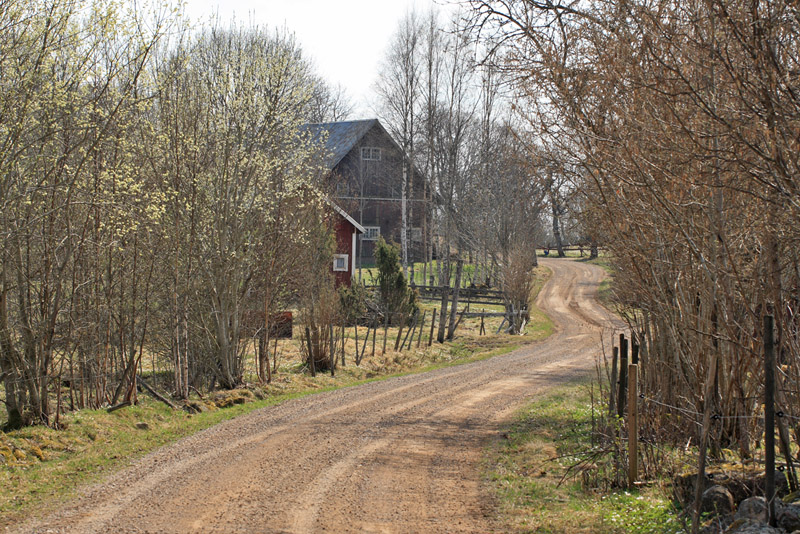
367,284,506,307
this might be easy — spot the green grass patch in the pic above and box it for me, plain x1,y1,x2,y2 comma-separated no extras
485,381,685,534
577,255,615,310
596,278,614,310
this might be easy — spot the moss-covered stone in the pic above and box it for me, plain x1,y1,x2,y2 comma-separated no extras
29,445,46,461
784,490,800,504
210,389,255,408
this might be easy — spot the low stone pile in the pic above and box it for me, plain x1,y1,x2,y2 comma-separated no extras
699,490,800,534
674,469,800,534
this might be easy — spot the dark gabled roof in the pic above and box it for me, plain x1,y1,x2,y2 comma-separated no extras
302,118,427,184
302,119,378,171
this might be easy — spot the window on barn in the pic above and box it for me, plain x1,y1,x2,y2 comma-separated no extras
333,254,348,272
361,147,381,161
362,226,381,241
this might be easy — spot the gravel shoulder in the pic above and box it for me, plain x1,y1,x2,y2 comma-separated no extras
12,258,622,534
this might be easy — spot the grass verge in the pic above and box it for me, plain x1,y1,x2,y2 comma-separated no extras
579,255,615,310
485,380,685,534
1,266,553,527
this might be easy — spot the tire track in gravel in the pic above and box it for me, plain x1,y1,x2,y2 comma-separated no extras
12,258,623,534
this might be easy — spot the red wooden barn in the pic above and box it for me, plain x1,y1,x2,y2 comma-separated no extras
303,119,426,265
328,200,365,288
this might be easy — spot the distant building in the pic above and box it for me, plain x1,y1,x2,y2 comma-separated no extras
304,119,426,267
327,200,364,288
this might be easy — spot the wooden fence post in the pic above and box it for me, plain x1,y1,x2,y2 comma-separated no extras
359,322,370,364
628,363,638,486
416,311,426,348
371,316,377,358
382,313,389,354
341,323,346,367
394,314,406,351
428,312,436,347
765,314,776,527
401,311,417,351
329,324,335,377
354,323,360,363
451,308,466,337
609,346,618,417
617,334,628,418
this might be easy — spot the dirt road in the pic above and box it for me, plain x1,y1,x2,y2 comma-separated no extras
14,258,621,534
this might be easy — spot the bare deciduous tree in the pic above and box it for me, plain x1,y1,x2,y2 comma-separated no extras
468,0,800,504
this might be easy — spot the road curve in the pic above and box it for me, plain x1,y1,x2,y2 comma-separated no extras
14,258,622,534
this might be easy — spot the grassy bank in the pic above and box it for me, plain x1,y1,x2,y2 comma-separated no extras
581,253,614,310
484,252,686,532
1,266,553,527
485,381,684,534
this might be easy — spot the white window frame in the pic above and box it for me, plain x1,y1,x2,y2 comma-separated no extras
362,226,381,241
333,254,349,272
361,147,381,161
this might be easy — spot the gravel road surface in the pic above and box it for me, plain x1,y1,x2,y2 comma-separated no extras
13,257,621,534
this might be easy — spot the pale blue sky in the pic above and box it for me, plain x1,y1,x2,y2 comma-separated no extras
184,0,456,117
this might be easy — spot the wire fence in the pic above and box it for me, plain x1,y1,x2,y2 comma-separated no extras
593,326,800,521
635,394,798,425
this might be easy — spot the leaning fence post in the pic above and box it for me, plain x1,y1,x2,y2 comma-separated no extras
765,314,777,527
416,311,426,348
358,321,370,364
394,314,406,351
401,311,417,351
628,363,639,486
